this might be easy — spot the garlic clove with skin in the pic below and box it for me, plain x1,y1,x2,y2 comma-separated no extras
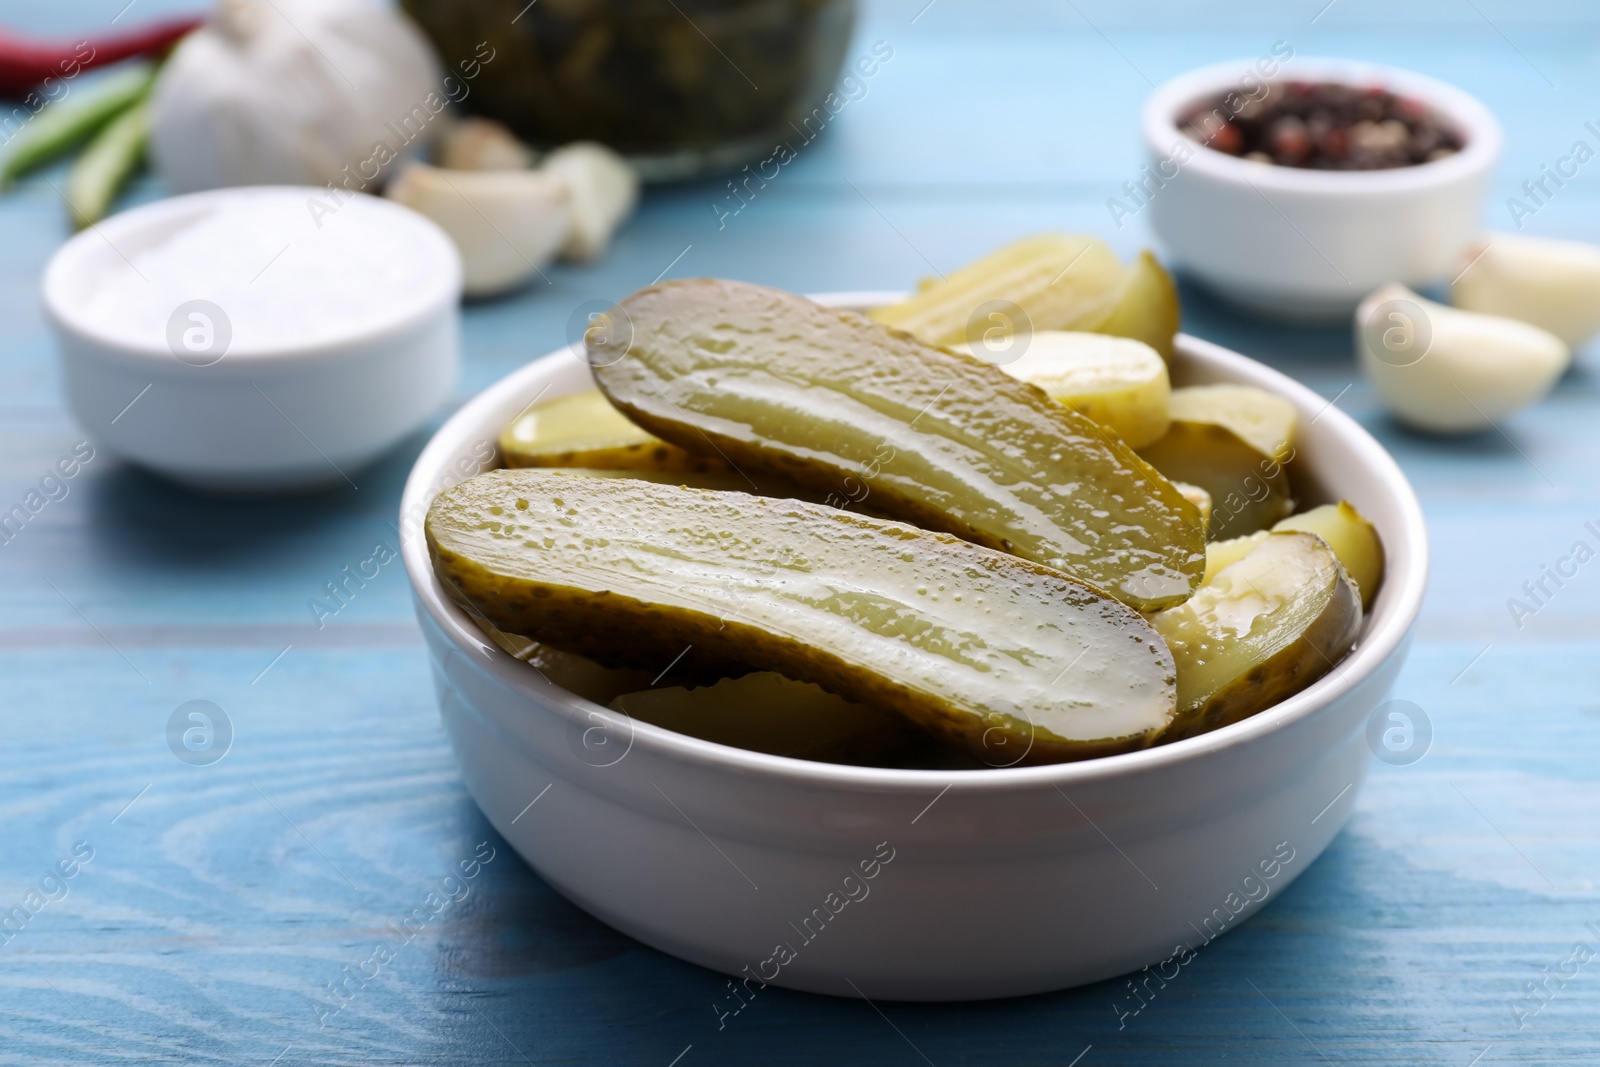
542,142,639,263
387,163,572,298
439,117,536,171
1356,283,1569,434
1452,232,1600,350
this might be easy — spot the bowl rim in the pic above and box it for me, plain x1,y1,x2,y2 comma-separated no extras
42,185,463,367
400,291,1428,793
1141,55,1503,196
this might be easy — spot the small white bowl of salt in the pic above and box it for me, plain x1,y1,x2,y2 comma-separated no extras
43,186,462,492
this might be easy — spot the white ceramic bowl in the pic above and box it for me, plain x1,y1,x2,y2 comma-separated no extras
399,295,1428,1000
44,187,462,493
1143,57,1501,322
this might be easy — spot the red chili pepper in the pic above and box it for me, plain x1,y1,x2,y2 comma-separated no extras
0,15,201,98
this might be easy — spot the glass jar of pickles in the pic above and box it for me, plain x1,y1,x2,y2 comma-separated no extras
402,0,857,180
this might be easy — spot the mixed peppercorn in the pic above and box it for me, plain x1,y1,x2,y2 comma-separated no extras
1180,81,1463,170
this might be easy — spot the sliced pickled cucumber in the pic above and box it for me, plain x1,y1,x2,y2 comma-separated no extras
489,631,656,705
1169,385,1296,463
1202,530,1268,585
499,388,729,472
1138,419,1294,540
1201,502,1385,603
1274,502,1385,611
952,330,1171,448
870,233,1128,348
1153,531,1361,741
590,278,1204,611
427,469,1179,764
612,671,928,766
1096,250,1181,360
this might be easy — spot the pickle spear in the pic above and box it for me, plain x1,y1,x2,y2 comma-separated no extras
427,470,1179,764
868,232,1128,347
1095,250,1182,361
589,279,1204,611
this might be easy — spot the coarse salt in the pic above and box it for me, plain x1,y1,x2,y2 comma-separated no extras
76,188,448,354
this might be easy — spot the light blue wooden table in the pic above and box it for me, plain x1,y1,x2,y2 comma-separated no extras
4,1,1600,1063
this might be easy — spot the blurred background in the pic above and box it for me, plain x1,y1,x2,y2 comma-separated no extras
3,0,1596,395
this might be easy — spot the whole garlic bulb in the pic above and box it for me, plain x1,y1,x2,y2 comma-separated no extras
149,0,442,193
1356,283,1569,434
1452,232,1600,350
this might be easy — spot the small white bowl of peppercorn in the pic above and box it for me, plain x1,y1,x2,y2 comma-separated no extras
1140,56,1501,323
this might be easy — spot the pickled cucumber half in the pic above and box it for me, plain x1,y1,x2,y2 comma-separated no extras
427,469,1179,764
590,278,1204,611
1153,531,1361,741
499,388,730,472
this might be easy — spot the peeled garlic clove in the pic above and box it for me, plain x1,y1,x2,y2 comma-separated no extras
542,142,639,263
387,163,572,298
1356,283,1569,434
439,117,536,171
1452,232,1600,349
